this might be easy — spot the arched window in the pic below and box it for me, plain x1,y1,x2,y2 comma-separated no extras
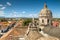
47,19,49,23
42,19,44,23
39,28,41,31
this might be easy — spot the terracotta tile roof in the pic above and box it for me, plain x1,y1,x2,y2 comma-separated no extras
0,27,28,40
52,21,59,27
0,22,15,30
9,27,28,36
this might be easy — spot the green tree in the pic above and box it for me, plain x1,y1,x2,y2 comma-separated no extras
23,18,32,26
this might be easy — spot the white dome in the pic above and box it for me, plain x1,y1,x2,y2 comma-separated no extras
40,9,52,15
39,3,52,16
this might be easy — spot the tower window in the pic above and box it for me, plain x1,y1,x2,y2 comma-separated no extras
47,19,49,23
39,28,41,31
42,19,44,23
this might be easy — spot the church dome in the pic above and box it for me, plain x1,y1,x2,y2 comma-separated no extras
40,3,52,16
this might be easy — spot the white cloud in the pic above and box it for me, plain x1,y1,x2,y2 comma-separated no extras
0,11,5,16
0,2,11,10
7,2,11,6
10,11,25,17
8,11,18,17
28,14,38,18
0,4,3,6
22,11,26,14
13,14,17,17
1,7,6,10
13,11,17,13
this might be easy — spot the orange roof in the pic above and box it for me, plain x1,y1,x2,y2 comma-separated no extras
9,27,28,36
52,21,59,27
0,27,28,40
0,21,28,40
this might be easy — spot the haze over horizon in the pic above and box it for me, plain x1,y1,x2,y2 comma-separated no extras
0,0,60,18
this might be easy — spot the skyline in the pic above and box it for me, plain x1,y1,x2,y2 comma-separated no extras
0,0,60,18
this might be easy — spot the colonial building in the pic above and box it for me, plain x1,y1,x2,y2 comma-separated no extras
0,3,60,40
39,3,52,29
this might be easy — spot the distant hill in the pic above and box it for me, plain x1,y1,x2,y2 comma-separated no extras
52,18,60,21
0,17,60,21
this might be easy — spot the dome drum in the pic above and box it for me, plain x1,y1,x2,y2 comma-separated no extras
39,3,52,27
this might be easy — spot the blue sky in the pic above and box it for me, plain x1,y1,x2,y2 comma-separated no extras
0,0,60,18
